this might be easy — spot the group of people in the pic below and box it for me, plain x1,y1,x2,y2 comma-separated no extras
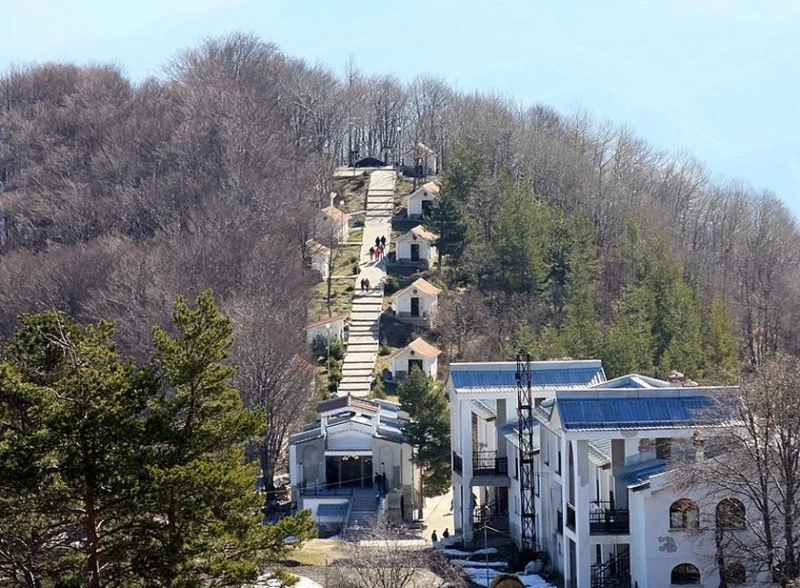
368,235,387,261
430,528,450,543
359,278,371,291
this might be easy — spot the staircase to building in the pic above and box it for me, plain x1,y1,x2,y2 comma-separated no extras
344,489,379,540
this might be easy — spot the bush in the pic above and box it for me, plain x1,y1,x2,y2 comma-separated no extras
328,339,346,361
379,338,391,356
369,376,387,399
352,216,365,228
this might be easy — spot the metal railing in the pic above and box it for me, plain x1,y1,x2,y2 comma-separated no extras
473,451,509,476
591,553,631,588
589,500,630,535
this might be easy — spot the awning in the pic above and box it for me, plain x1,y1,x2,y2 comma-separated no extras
324,450,372,457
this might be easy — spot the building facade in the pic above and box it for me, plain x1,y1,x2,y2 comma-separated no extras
448,364,765,587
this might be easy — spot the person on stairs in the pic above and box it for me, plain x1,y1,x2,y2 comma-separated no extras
431,530,439,544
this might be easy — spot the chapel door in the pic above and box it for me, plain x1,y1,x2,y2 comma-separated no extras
410,297,420,317
408,359,423,374
410,243,420,262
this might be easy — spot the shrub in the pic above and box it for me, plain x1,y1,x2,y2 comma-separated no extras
379,338,391,356
328,339,346,361
352,216,365,228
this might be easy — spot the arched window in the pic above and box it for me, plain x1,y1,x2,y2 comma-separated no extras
669,499,699,529
671,563,701,585
716,498,746,529
726,561,746,584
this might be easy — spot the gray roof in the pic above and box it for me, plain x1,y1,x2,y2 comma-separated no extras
449,360,605,395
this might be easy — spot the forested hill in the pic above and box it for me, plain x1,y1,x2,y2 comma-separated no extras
1,33,798,380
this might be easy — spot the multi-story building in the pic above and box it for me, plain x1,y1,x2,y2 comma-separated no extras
448,362,766,587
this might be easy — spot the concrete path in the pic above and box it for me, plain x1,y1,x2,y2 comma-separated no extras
338,168,396,397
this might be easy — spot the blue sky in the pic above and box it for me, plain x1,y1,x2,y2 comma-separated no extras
3,0,799,217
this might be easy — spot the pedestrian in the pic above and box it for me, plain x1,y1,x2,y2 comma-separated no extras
443,528,450,539
360,278,366,292
375,236,381,248
431,530,439,544
380,235,386,249
365,278,371,290
375,246,381,260
369,246,375,261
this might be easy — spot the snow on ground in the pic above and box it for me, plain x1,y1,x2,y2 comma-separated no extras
437,546,499,557
462,568,555,588
254,574,323,588
449,559,508,568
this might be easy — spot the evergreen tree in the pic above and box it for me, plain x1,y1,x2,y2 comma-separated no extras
602,287,656,379
427,190,470,267
143,290,314,586
702,294,739,382
0,312,156,588
560,280,603,360
491,185,552,294
397,367,450,519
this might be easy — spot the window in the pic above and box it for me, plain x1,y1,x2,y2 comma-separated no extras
556,450,562,474
669,499,700,529
671,563,701,585
726,561,746,584
716,498,746,529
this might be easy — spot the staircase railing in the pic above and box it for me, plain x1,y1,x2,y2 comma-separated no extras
590,553,631,588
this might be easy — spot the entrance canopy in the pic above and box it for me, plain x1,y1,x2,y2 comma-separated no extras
325,449,372,457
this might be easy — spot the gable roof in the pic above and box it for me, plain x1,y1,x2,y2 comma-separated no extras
449,360,606,395
397,225,439,243
317,394,379,415
388,337,441,360
392,278,442,300
304,314,348,330
320,206,348,223
421,181,440,194
306,239,330,256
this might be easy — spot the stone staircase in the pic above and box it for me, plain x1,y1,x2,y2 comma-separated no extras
337,168,396,397
345,490,380,540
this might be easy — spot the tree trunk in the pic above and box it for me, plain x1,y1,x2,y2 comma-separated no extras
83,453,102,588
417,469,424,520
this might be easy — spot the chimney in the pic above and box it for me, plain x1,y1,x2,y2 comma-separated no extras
667,369,684,385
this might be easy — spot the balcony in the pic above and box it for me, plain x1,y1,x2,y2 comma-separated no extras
589,500,630,535
591,553,631,588
453,451,463,475
473,451,509,476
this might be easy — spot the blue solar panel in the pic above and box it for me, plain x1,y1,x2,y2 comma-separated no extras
558,396,717,430
451,367,603,389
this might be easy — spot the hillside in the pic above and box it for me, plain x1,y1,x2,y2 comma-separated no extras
1,32,799,384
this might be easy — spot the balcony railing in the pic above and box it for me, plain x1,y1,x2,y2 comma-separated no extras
453,451,463,475
473,451,509,476
591,553,631,588
589,500,630,535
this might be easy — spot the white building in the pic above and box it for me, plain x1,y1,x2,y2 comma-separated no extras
394,226,439,267
317,205,349,244
448,364,756,588
304,314,347,346
305,239,330,281
391,277,441,326
406,181,440,218
288,395,416,531
404,142,438,176
388,337,441,381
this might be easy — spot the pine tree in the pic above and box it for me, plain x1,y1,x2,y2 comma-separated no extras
0,312,156,588
702,294,739,382
427,190,470,267
602,288,656,379
397,367,450,519
143,290,314,586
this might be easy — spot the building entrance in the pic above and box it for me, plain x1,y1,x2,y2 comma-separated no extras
326,455,373,488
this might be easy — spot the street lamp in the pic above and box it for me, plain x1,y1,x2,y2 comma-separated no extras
325,324,332,395
396,125,402,166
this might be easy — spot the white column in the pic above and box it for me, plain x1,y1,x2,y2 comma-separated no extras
575,440,593,588
460,399,474,541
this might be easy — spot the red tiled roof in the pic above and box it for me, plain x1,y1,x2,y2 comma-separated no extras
421,181,440,195
388,337,441,360
392,278,442,300
306,239,330,255
304,314,347,330
321,206,348,223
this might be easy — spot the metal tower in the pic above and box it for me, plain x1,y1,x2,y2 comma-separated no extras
516,352,538,555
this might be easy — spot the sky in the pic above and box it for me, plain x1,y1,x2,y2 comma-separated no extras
3,0,799,217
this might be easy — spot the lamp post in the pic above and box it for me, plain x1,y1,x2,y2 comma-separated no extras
396,125,402,167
